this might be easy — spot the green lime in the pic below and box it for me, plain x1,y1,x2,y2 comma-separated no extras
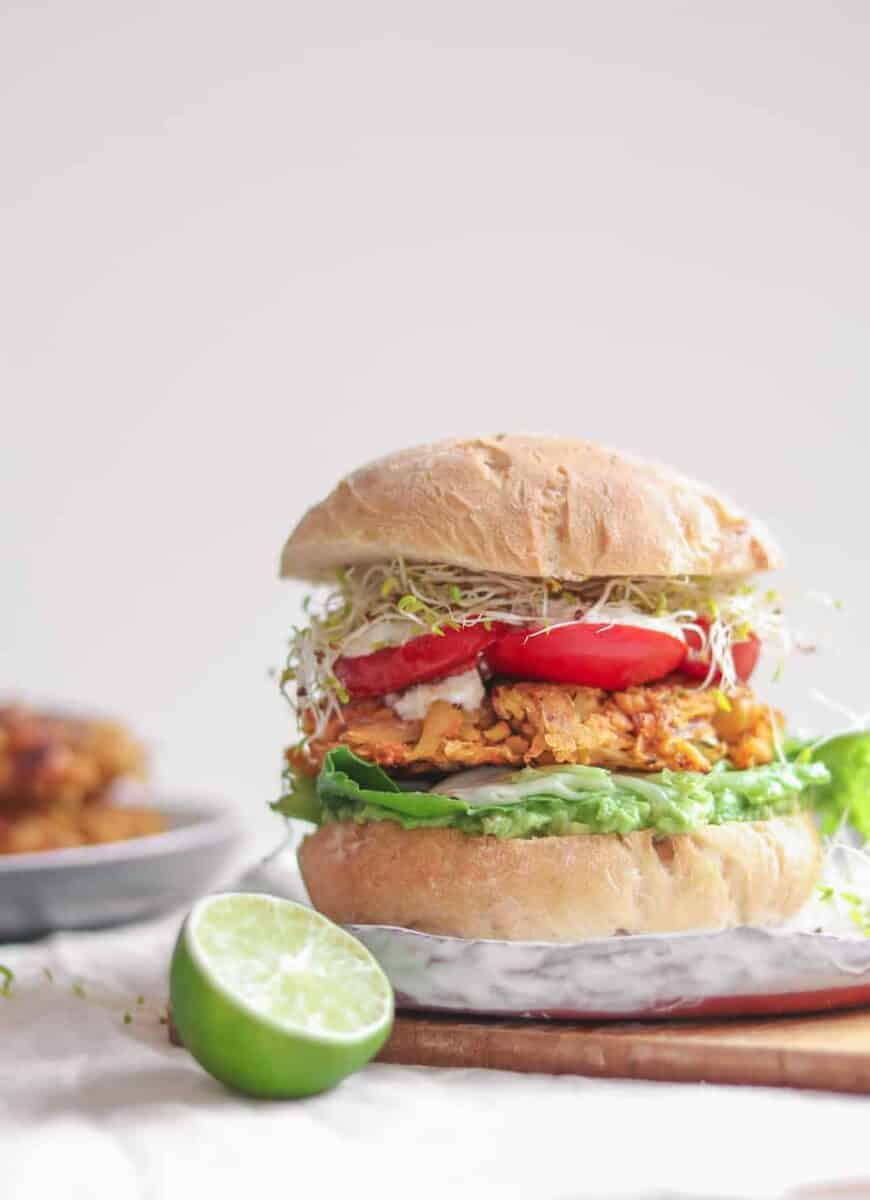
170,893,393,1098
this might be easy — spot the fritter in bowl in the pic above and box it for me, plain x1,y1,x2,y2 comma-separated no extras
0,705,162,854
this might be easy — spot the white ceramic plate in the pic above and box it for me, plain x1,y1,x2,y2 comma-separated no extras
0,800,243,941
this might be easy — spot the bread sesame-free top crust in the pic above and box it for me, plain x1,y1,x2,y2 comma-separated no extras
280,435,782,582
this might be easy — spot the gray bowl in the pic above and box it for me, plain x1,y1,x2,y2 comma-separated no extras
0,801,243,941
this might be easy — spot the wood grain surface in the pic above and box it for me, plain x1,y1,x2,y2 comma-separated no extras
377,1008,870,1093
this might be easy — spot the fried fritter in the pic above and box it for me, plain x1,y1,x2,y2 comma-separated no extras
289,681,780,778
0,705,160,854
0,801,164,855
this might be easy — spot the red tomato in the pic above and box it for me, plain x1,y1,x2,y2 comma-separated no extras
680,618,761,683
484,622,687,690
334,623,510,699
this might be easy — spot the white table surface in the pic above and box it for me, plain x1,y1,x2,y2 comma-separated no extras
3,912,870,1200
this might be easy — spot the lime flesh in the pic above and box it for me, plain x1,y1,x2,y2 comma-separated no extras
170,893,394,1098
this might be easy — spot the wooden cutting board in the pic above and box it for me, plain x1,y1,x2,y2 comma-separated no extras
377,1008,870,1093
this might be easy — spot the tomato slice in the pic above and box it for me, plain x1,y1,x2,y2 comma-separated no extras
484,622,687,690
680,617,761,683
334,623,510,699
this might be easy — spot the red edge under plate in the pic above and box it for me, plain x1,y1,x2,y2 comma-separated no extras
396,983,870,1022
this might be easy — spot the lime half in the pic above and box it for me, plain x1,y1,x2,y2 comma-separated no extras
170,893,393,1098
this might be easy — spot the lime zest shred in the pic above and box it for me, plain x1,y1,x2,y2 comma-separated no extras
712,689,732,713
0,965,13,997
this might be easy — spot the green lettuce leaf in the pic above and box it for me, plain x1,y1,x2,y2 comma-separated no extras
276,747,830,839
317,746,467,819
271,747,466,824
808,732,870,838
270,771,321,822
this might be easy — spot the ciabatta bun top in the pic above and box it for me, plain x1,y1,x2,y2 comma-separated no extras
280,435,781,582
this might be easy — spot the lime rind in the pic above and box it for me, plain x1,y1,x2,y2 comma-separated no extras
171,894,393,1097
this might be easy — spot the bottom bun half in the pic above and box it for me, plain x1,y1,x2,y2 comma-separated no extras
298,813,823,941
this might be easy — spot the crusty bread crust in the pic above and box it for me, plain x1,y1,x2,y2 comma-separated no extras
298,814,821,941
280,435,782,582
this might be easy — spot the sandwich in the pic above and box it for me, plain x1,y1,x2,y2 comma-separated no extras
274,435,830,941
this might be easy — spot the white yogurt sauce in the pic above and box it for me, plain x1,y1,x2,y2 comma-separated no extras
340,618,421,658
387,667,485,721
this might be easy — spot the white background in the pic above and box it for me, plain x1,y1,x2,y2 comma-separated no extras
2,0,868,826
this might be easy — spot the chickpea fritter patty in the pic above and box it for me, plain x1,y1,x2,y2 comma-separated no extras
289,681,780,778
0,705,162,854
